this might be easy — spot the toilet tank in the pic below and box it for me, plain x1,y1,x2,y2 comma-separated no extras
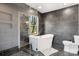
74,35,79,45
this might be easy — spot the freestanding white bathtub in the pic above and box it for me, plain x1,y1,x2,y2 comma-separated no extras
29,34,54,51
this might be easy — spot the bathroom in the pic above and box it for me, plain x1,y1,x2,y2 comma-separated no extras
0,3,79,56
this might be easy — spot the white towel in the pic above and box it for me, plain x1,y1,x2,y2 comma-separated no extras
41,48,58,56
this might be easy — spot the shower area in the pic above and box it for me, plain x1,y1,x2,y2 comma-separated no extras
20,13,39,48
19,12,39,55
20,13,29,48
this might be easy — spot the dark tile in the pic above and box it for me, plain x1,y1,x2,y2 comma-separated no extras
1,45,79,56
11,51,31,56
50,50,78,56
0,46,19,56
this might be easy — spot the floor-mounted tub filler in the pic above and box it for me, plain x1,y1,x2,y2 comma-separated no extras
29,34,58,56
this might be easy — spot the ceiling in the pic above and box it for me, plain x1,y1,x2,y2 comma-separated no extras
26,3,77,13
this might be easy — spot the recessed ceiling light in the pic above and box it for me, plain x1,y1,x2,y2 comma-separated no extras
38,6,42,9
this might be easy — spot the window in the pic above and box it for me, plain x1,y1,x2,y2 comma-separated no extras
29,16,39,35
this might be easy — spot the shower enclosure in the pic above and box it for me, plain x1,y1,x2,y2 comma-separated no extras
19,12,39,55
20,13,29,48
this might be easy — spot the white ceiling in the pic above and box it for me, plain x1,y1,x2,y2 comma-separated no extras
26,3,77,13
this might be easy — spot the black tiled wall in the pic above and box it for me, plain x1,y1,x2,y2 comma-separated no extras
42,5,78,49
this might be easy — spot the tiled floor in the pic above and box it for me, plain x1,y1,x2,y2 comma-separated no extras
11,51,30,56
50,51,78,56
10,50,79,56
0,45,79,56
10,48,79,56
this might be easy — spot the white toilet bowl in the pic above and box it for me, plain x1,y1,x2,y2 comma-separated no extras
63,41,78,54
